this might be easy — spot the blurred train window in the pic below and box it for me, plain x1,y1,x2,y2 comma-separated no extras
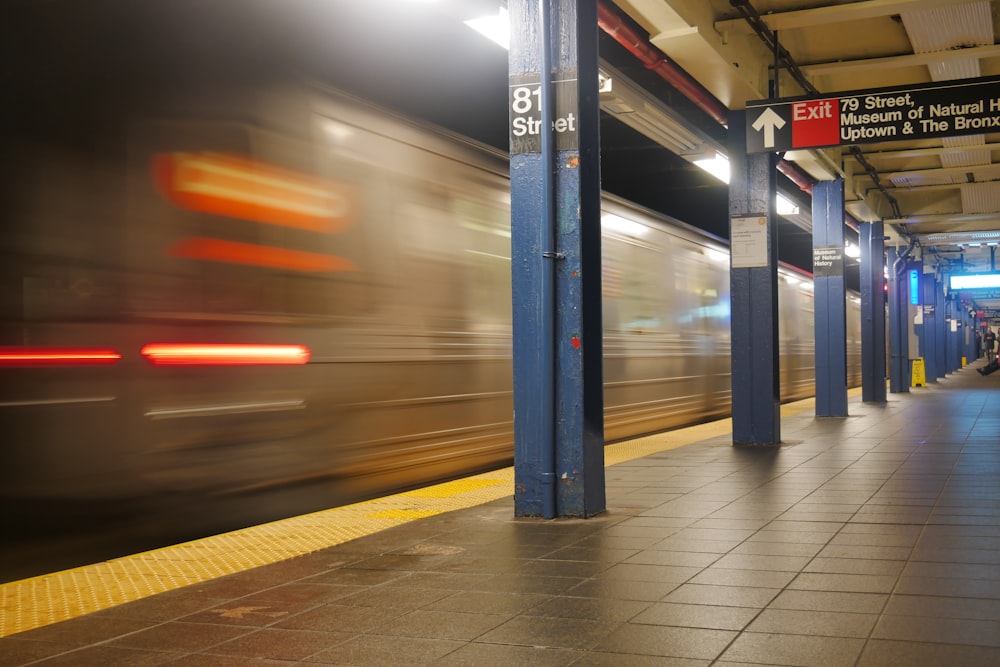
455,195,512,331
125,121,374,321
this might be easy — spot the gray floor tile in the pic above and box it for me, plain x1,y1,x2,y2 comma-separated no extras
788,572,898,594
203,628,355,661
434,642,582,667
687,567,796,589
594,623,736,660
662,584,780,608
718,632,865,667
305,634,466,666
523,596,652,622
768,589,888,614
476,615,620,650
630,602,758,630
872,614,1000,647
745,608,878,638
858,639,1000,666
882,594,1000,621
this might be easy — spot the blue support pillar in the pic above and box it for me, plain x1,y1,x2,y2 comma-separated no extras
936,279,947,374
920,270,938,383
860,222,887,403
510,0,605,518
887,247,909,393
812,180,848,417
946,296,959,372
728,110,780,445
965,308,976,365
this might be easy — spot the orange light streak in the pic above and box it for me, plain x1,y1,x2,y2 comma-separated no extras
153,153,356,233
167,237,358,273
140,343,311,366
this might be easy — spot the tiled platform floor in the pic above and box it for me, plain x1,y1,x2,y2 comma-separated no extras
3,364,1000,666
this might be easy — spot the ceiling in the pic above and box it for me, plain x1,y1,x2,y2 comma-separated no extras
609,0,1000,285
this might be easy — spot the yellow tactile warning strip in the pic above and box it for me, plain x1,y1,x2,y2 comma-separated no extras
1,392,843,638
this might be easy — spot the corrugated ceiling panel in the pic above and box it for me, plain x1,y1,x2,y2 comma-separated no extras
962,182,1000,214
941,147,991,169
929,58,982,82
900,2,993,55
942,135,987,149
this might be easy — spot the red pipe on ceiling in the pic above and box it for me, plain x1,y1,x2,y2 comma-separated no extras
596,2,729,127
596,1,860,229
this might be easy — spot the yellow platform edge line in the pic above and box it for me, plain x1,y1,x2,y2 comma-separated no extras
1,392,837,638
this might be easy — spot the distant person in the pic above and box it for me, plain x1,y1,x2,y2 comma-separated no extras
986,328,997,363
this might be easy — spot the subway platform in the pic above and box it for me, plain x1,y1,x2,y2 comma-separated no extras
2,363,999,666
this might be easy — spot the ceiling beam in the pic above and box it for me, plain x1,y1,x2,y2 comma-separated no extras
871,180,1000,195
918,230,1000,243
859,143,1000,161
886,212,1000,225
878,164,1000,182
797,45,1000,77
716,0,978,33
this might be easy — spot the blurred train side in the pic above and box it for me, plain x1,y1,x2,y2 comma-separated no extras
0,82,861,527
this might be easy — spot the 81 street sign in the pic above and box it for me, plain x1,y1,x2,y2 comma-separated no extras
746,75,1000,153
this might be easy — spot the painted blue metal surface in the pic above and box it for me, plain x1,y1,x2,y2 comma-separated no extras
812,180,848,417
510,0,604,518
860,222,887,403
920,271,938,383
946,297,959,373
887,247,909,393
936,281,947,375
728,110,780,445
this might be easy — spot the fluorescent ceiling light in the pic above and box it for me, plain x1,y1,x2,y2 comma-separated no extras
950,273,1000,290
845,243,860,258
776,193,799,216
694,152,729,184
465,7,509,49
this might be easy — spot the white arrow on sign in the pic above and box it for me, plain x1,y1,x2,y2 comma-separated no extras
751,108,786,149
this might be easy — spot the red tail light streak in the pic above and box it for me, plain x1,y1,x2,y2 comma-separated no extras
140,343,311,366
0,347,123,367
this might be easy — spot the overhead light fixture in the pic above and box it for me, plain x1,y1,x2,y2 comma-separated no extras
464,7,509,49
694,152,730,184
950,273,1000,290
845,243,861,259
776,193,799,216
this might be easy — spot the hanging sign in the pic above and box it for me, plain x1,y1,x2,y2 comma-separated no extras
746,75,1000,153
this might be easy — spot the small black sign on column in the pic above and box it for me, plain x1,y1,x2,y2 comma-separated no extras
509,75,580,155
813,246,844,277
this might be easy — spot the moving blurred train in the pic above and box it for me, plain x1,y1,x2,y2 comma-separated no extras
1,74,861,564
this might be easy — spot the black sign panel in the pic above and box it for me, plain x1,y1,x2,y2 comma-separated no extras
812,246,843,277
746,75,1000,153
509,75,579,154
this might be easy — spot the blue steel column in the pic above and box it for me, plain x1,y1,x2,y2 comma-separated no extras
860,222,887,402
965,308,976,364
887,247,909,393
920,270,938,383
812,180,848,416
946,295,958,372
936,279,947,374
729,110,780,445
510,0,605,518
